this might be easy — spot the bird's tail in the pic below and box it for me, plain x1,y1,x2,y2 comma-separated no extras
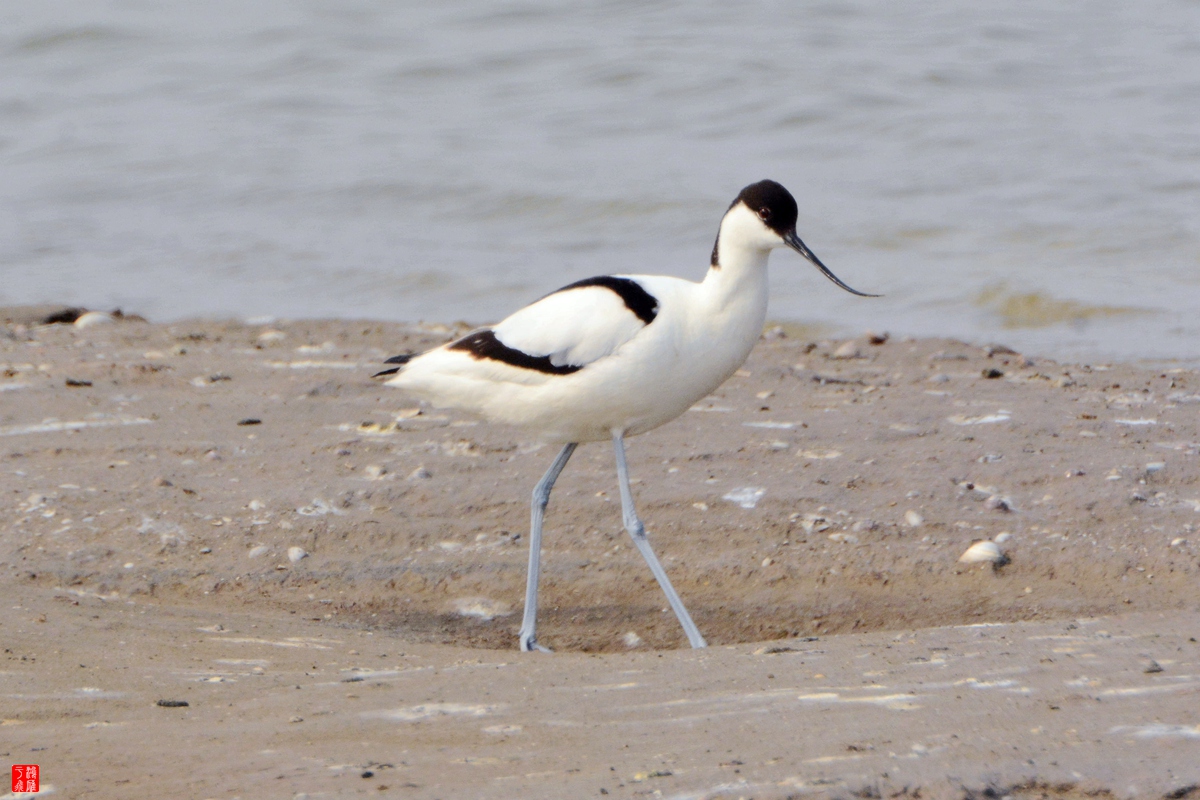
372,352,414,378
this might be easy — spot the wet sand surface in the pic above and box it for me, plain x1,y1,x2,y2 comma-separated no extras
2,309,1199,798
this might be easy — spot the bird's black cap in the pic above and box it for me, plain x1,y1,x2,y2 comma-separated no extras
737,179,799,236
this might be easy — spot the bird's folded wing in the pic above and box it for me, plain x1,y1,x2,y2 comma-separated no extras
492,282,653,369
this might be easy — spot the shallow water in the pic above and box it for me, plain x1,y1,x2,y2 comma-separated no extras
2,1,1199,362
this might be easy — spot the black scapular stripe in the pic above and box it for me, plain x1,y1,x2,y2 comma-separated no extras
448,329,583,375
551,276,658,324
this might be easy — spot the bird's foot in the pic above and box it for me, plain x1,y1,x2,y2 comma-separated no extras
519,632,552,653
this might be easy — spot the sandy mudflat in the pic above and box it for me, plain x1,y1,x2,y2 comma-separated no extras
2,308,1199,799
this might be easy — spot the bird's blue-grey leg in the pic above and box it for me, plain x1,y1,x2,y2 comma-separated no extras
518,442,577,652
611,432,707,649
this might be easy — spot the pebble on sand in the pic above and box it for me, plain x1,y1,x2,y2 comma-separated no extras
452,597,511,621
958,540,1005,564
948,411,1012,425
723,487,766,509
287,547,309,563
984,495,1015,512
297,499,340,516
407,466,433,481
904,510,924,527
248,545,270,559
622,632,643,648
74,311,114,328
831,341,862,359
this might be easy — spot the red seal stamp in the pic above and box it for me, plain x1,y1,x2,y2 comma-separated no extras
11,764,40,793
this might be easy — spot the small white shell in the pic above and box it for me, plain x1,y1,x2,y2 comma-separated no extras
831,340,861,359
723,487,766,509
904,510,924,527
958,540,1004,564
452,597,511,620
74,311,113,328
984,495,1015,512
287,546,308,563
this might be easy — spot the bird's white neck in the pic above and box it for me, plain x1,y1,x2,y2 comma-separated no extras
700,203,773,315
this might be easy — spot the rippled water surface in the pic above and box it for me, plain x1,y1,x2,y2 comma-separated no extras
3,1,1199,361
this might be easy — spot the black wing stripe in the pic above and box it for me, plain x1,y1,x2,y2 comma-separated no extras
373,352,414,377
550,276,658,325
448,329,582,376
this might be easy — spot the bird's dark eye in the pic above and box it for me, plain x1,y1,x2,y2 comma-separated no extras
758,207,772,220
